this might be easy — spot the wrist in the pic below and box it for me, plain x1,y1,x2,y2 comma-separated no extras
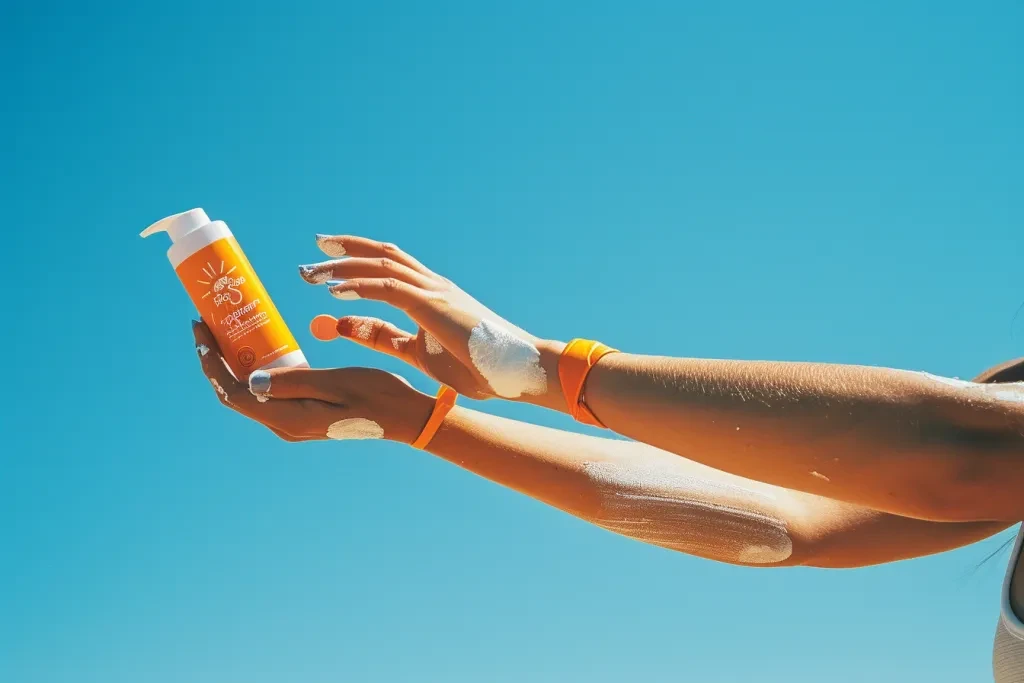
525,338,569,412
528,338,622,426
384,386,438,445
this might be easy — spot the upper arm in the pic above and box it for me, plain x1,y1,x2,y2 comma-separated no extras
958,358,1024,524
782,491,1010,568
933,360,1024,523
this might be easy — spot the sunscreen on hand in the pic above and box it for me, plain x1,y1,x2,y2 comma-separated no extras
142,208,308,379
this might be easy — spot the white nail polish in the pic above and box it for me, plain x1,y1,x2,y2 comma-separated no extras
299,265,333,285
316,235,347,258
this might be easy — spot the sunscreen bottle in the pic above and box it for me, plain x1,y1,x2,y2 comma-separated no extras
142,208,308,379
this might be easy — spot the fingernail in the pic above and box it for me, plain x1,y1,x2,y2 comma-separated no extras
298,264,333,285
191,319,202,329
196,344,210,357
316,234,347,258
329,286,360,301
249,370,272,401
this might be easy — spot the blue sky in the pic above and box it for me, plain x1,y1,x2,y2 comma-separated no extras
3,1,1022,681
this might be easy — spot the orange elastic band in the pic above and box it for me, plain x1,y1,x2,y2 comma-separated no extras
412,385,457,450
558,339,618,428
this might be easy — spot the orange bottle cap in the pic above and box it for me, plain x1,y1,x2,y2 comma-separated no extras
310,314,340,341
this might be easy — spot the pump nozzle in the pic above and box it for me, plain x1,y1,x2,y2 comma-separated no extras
140,208,211,243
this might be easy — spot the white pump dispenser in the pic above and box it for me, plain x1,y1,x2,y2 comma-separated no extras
142,208,308,378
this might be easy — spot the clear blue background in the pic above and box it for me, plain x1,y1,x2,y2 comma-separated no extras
3,1,1021,681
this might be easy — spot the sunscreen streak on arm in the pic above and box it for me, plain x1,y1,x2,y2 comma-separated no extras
583,455,792,565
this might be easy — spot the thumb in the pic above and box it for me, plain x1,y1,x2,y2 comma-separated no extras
248,366,355,403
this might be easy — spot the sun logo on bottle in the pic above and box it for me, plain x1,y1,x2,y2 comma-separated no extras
197,260,247,307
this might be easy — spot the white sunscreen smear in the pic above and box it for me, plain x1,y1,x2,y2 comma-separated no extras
423,332,444,356
209,378,229,403
467,319,546,398
350,319,375,342
584,460,792,565
326,418,384,440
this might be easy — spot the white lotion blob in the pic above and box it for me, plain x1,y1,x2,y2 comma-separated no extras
467,319,547,398
326,418,384,440
583,460,793,565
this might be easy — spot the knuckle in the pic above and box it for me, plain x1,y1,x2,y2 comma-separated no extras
378,257,397,272
381,277,402,292
381,241,401,256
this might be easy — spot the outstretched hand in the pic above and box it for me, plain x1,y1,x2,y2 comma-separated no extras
299,235,564,404
192,321,433,443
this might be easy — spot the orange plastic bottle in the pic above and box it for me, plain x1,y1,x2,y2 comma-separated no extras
141,208,308,379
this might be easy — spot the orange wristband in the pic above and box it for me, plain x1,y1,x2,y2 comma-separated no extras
558,339,618,428
411,385,457,450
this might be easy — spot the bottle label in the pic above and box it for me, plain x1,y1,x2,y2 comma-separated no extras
176,236,300,378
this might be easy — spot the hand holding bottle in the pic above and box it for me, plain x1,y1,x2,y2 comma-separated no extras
192,320,434,443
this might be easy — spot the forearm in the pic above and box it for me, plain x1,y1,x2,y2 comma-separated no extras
529,345,1024,523
422,406,1007,567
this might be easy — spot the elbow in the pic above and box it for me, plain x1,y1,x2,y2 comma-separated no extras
907,446,1023,523
913,398,1024,522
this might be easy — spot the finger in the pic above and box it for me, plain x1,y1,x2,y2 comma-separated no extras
314,235,435,277
247,366,363,403
334,315,419,365
192,320,259,416
193,321,333,437
327,278,432,311
298,257,437,290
